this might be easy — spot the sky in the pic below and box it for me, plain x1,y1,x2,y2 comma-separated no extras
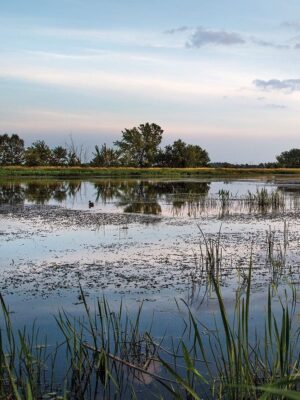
1,0,300,163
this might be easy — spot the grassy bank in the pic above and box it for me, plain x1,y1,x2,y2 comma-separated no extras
1,166,300,178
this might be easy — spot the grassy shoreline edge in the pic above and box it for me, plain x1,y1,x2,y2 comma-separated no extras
2,166,300,178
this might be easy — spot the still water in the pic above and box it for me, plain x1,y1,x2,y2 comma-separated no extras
0,176,299,396
0,176,299,304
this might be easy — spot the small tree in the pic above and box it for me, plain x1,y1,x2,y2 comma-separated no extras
67,151,81,166
91,144,119,167
65,135,86,166
0,134,25,165
51,146,68,166
25,140,52,166
115,123,163,167
276,149,300,167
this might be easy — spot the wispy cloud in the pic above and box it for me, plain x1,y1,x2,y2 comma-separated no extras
166,26,289,50
185,27,245,48
250,37,289,49
0,65,230,99
164,26,190,34
253,79,300,93
0,108,131,135
21,26,174,49
265,104,286,109
281,21,300,31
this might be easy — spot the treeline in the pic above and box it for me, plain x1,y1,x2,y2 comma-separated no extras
211,162,279,168
1,123,300,168
0,123,209,168
0,134,83,167
208,149,300,168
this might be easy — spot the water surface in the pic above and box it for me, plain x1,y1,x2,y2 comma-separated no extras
0,176,299,360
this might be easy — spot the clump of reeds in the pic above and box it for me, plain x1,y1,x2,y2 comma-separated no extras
56,291,160,399
163,264,300,399
0,233,299,399
198,226,223,283
266,222,290,282
218,190,231,216
218,189,230,206
0,281,299,399
0,291,158,399
0,294,51,399
246,188,285,213
190,225,224,287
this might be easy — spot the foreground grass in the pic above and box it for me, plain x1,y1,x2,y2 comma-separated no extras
0,227,299,399
2,166,300,178
0,265,299,399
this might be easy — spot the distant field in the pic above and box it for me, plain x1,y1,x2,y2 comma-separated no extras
1,166,300,178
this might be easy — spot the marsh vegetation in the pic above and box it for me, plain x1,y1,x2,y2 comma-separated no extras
0,245,299,399
0,176,300,399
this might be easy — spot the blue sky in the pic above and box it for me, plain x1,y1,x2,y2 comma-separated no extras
1,0,300,162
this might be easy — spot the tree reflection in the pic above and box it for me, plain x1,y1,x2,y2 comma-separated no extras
24,182,64,204
95,180,210,215
0,180,82,205
2,179,297,217
0,179,211,216
0,182,25,205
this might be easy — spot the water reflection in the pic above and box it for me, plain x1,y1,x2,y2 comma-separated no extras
0,182,25,205
0,180,82,205
1,178,300,217
95,181,210,215
0,179,211,216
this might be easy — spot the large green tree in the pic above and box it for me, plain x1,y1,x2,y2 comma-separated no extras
0,134,25,165
160,139,210,167
25,140,52,166
115,123,163,167
276,148,300,167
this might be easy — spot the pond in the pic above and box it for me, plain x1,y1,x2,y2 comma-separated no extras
0,176,300,397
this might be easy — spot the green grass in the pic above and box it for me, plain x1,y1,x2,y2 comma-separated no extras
0,267,299,399
0,226,299,399
2,166,300,178
169,265,300,400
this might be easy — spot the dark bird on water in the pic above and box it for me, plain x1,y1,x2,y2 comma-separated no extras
88,200,94,208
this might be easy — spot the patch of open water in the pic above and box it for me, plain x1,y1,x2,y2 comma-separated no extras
0,176,300,382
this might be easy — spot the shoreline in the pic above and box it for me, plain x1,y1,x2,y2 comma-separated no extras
2,166,300,178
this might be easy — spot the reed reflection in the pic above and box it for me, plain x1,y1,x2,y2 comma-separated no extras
2,179,300,217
